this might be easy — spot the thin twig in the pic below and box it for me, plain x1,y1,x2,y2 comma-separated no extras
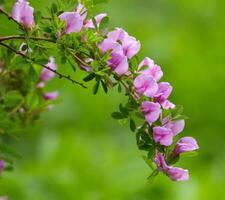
0,35,55,43
0,42,87,88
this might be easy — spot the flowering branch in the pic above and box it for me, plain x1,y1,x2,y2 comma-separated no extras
0,42,87,88
0,0,199,184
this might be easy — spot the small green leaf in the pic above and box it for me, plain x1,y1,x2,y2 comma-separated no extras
180,151,199,158
29,65,39,82
91,17,98,30
101,80,108,93
36,58,49,65
34,10,42,23
142,155,155,170
51,3,58,14
118,84,122,93
83,73,96,82
4,91,23,108
168,155,180,165
93,81,100,95
173,114,189,121
93,0,108,5
130,118,136,132
0,144,22,159
99,16,109,31
111,112,127,120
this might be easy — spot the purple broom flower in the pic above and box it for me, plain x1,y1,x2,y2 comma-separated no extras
138,57,163,82
59,4,86,34
134,74,158,98
153,126,174,146
174,137,199,155
141,101,161,124
12,0,34,28
40,57,57,82
154,152,189,181
43,91,59,101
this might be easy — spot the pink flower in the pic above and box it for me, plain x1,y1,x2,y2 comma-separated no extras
43,91,59,101
141,101,161,124
161,100,175,110
108,52,129,75
40,57,57,82
154,152,168,171
174,137,199,155
59,4,87,34
107,28,141,59
0,160,4,174
134,74,158,98
154,152,189,181
164,120,185,136
154,82,173,103
153,126,173,146
138,57,163,81
59,12,84,34
12,0,34,28
98,38,122,54
85,13,107,28
166,167,189,181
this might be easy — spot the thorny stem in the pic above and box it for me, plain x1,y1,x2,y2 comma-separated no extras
0,42,87,88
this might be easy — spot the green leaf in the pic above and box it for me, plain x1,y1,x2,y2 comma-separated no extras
93,81,100,95
83,73,96,82
91,17,98,30
111,112,127,120
26,92,39,110
34,10,42,23
147,169,159,183
180,151,199,158
142,155,155,170
130,118,136,132
51,3,58,15
171,105,184,117
136,131,153,151
168,155,180,165
0,143,22,159
93,0,108,5
4,91,23,108
29,65,39,82
147,147,155,160
101,80,108,93
118,84,122,93
99,16,109,31
36,58,49,65
173,114,189,121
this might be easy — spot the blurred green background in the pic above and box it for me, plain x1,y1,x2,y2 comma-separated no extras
1,0,225,199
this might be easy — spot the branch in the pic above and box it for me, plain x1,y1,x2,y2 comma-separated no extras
0,35,91,67
0,7,22,27
0,42,87,89
0,35,55,43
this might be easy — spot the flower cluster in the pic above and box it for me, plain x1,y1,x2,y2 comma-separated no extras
0,0,199,182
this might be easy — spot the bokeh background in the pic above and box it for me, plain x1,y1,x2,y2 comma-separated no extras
1,0,225,199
